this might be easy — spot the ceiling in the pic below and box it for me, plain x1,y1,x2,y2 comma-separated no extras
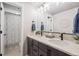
48,2,79,15
29,2,79,15
28,2,44,8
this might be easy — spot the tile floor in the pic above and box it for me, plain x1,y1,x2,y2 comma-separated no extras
4,44,21,56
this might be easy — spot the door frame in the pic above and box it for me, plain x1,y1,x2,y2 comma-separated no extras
1,2,22,56
1,2,5,55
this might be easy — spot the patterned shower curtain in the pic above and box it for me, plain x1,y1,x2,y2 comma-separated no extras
5,12,21,46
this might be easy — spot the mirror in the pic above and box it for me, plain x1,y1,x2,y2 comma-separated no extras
34,2,79,34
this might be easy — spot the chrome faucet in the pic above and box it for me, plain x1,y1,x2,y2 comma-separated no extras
61,33,63,40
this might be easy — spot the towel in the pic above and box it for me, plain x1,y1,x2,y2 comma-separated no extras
32,23,36,31
73,9,79,33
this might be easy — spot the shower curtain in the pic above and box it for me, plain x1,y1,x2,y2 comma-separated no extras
5,12,21,46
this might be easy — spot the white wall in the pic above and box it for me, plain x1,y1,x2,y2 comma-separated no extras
53,7,78,33
11,2,36,55
22,3,36,55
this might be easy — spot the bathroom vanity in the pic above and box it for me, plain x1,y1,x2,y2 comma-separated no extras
27,35,79,56
27,37,70,56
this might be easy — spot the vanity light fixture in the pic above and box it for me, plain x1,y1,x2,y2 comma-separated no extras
38,2,50,13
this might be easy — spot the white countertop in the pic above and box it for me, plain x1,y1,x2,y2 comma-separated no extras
27,35,79,56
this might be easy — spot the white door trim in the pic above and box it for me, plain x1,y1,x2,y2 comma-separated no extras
1,2,5,55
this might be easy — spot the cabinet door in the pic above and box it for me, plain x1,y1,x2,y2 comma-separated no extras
32,45,38,56
39,49,47,56
32,51,38,56
39,42,47,52
38,42,48,56
32,39,38,46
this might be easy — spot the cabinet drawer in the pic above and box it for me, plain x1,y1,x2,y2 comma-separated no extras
50,47,70,56
39,49,47,56
56,51,70,56
32,45,38,55
39,42,47,52
32,50,38,56
32,40,38,46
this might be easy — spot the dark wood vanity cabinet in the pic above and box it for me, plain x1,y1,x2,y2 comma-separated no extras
27,37,39,56
27,37,70,56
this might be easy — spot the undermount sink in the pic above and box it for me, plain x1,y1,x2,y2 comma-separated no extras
44,35,61,41
42,36,76,48
49,38,61,41
36,35,61,41
45,37,61,41
45,35,55,38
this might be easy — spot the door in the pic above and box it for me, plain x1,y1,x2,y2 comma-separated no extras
4,12,21,47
